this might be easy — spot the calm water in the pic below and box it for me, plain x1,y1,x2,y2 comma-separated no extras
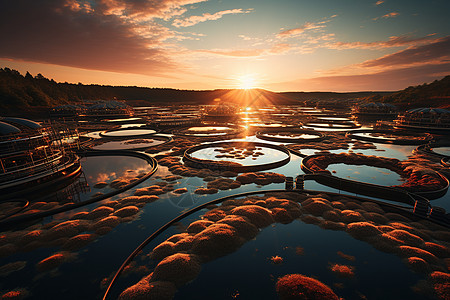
263,133,320,140
92,139,165,150
1,105,448,300
431,146,450,157
101,129,157,137
191,146,290,166
327,163,404,186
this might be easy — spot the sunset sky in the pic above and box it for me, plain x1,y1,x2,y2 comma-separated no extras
0,0,449,92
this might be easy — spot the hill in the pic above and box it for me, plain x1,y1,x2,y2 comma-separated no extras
1,67,448,115
359,75,450,109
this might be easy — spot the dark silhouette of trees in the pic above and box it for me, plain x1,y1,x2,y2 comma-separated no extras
360,75,450,109
0,67,448,115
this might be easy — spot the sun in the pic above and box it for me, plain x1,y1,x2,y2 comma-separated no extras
238,75,257,90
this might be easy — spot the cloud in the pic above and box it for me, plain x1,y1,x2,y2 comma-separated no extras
278,17,336,39
97,0,208,20
327,34,437,50
196,49,266,57
0,0,185,75
373,12,399,20
268,63,450,92
195,42,295,57
278,22,325,37
172,8,253,27
361,36,450,67
307,63,450,91
375,0,385,5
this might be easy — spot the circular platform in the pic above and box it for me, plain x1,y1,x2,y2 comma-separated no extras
183,141,291,172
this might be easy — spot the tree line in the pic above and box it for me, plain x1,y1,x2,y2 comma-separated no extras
1,67,449,115
359,75,450,109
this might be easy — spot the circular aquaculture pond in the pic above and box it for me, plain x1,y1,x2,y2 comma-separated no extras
347,130,433,145
0,152,157,225
431,146,450,158
317,116,352,122
301,153,449,199
103,117,143,123
174,126,242,137
100,128,158,138
256,129,325,143
326,163,405,186
120,123,147,128
248,123,287,128
92,137,169,151
304,122,361,130
183,141,291,172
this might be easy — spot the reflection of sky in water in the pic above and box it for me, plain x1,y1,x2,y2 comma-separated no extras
133,106,158,109
431,146,450,156
354,132,396,140
120,123,146,128
249,123,284,127
298,144,417,161
301,109,322,113
174,220,425,300
192,146,289,166
104,117,142,122
307,123,351,128
82,131,103,138
327,163,404,186
102,129,157,137
81,155,153,184
37,155,153,204
3,122,450,300
92,139,165,150
317,117,351,121
187,126,231,131
264,133,319,139
303,126,360,132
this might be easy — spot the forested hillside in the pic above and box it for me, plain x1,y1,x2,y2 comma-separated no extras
1,67,449,115
360,75,450,109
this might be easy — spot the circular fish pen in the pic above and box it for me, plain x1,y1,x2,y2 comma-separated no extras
148,117,202,128
0,149,158,227
90,135,172,151
256,128,325,143
173,125,244,139
0,117,82,200
346,129,434,145
183,141,291,172
415,142,450,159
100,128,158,139
304,121,361,130
301,153,449,200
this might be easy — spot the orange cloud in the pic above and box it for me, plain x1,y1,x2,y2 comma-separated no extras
375,0,385,5
268,63,450,92
98,0,208,20
278,22,325,37
373,12,399,20
196,49,266,57
0,0,181,75
172,8,253,27
327,34,437,50
277,15,337,38
360,36,450,67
